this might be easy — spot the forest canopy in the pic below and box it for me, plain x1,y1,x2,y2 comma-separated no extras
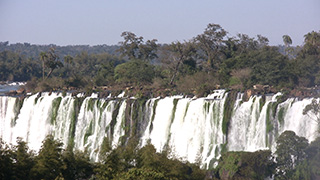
0,24,319,96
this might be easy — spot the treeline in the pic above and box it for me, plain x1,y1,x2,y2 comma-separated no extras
0,135,206,180
0,41,119,58
0,24,320,95
1,131,320,180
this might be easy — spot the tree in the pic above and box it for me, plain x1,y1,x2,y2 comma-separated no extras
118,31,158,61
139,39,158,61
282,35,293,56
12,138,34,180
304,31,320,47
62,150,94,180
30,135,65,180
39,52,47,80
63,55,73,68
303,99,320,133
282,35,292,48
215,150,275,180
161,41,197,85
95,149,122,180
40,48,64,80
94,60,116,86
229,67,252,90
257,34,269,48
300,31,320,57
305,137,320,179
0,139,14,180
195,23,227,70
114,60,155,85
275,131,309,180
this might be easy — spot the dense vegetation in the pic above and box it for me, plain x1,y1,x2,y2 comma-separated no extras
1,24,320,179
1,131,320,180
0,136,206,180
1,24,319,96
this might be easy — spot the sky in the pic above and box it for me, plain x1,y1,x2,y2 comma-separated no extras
0,0,319,46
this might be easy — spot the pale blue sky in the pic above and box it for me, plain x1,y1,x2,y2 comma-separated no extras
0,0,319,46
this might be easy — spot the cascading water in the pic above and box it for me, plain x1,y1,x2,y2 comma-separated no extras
0,90,318,168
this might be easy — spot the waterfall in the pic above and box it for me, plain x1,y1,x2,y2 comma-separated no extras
0,90,319,168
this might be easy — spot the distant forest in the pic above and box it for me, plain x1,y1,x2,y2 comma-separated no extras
0,41,120,58
0,24,319,96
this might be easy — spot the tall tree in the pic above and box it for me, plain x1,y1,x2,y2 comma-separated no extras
195,23,227,70
162,40,197,85
303,99,320,133
118,31,158,61
39,48,64,80
63,55,73,67
12,138,34,180
302,31,320,56
0,139,14,180
118,31,143,60
30,135,65,180
39,52,47,80
275,131,309,180
282,35,292,48
282,35,293,56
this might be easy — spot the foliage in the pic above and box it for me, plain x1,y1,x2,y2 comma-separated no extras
62,150,94,180
11,137,35,180
2,131,320,179
0,50,41,81
30,135,65,180
118,31,158,61
40,48,64,80
176,71,219,96
114,59,155,85
1,26,320,95
0,138,14,180
195,23,227,70
303,98,320,133
215,150,275,180
275,131,309,180
160,40,198,85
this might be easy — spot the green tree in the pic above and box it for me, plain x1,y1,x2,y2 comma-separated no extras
12,138,34,180
215,150,275,180
62,150,94,180
282,35,293,56
275,131,309,180
40,48,64,80
0,139,14,180
118,31,158,61
30,135,65,180
305,137,320,179
115,167,167,180
303,99,320,133
40,52,47,80
299,31,320,57
119,31,143,60
114,60,155,85
161,40,197,85
63,55,73,65
94,60,116,86
95,149,122,180
195,23,227,70
292,31,320,87
282,35,292,48
136,143,205,180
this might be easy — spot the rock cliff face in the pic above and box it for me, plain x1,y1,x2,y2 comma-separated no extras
0,90,318,168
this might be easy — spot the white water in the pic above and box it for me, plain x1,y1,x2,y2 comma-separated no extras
0,91,319,168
